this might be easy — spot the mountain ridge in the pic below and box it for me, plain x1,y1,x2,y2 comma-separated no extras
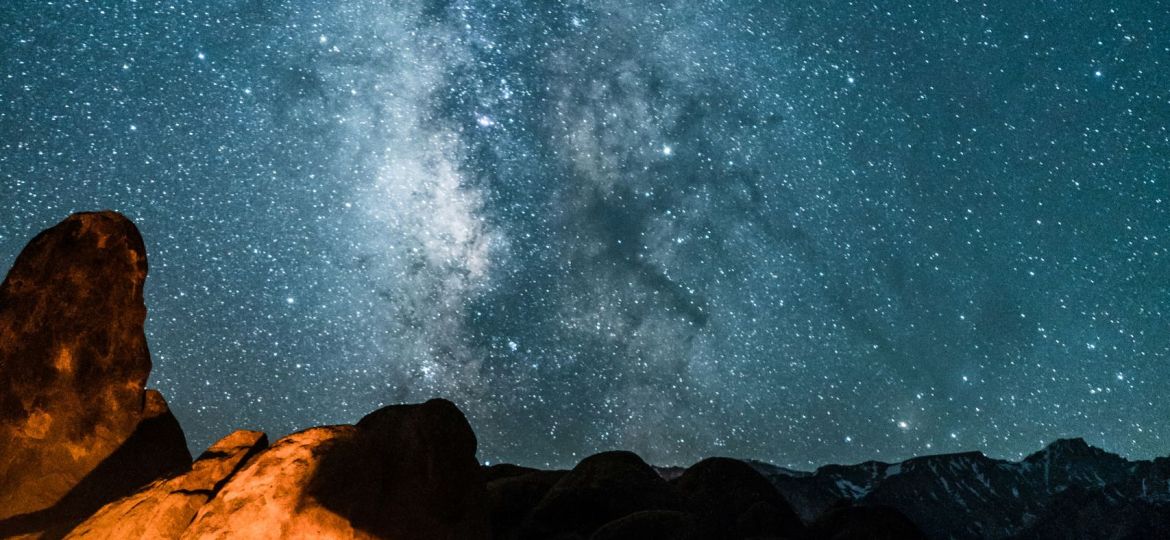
747,437,1170,538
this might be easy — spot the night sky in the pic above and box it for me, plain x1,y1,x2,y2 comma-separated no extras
1,1,1168,470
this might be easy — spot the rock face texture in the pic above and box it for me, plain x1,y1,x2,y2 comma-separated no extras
0,212,190,532
181,399,489,540
179,426,366,540
65,430,268,540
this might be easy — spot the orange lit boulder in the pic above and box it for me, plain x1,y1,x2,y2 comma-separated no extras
181,399,489,540
64,430,268,539
0,211,190,530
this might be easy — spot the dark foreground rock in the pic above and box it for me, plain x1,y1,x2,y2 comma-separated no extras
808,502,928,540
675,457,805,539
0,212,190,535
487,468,567,540
520,451,685,539
589,510,699,540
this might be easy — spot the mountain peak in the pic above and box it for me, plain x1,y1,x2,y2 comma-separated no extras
1026,437,1109,462
1050,437,1091,450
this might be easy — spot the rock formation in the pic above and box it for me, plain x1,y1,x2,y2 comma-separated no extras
589,510,700,540
519,451,685,539
180,399,489,540
485,466,566,540
0,211,190,536
674,457,805,539
808,502,928,540
65,430,268,539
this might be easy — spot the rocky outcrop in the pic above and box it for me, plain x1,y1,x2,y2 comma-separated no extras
65,430,268,539
0,211,190,533
808,503,927,540
520,451,685,539
589,510,699,540
178,426,364,539
66,411,487,540
180,399,489,540
486,468,566,540
675,457,805,539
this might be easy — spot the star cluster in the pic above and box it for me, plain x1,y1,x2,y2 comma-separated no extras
1,0,1168,469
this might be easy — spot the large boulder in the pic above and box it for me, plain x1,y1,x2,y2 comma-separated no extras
521,451,685,539
674,457,805,539
808,502,926,540
590,510,700,540
483,463,544,483
486,468,567,540
0,211,191,529
181,399,489,540
65,430,269,539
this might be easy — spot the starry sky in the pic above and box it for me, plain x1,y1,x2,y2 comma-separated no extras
1,0,1168,469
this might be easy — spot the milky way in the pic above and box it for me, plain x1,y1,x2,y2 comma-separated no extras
1,1,1168,469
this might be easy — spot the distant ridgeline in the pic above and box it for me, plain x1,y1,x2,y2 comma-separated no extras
1,212,1168,539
